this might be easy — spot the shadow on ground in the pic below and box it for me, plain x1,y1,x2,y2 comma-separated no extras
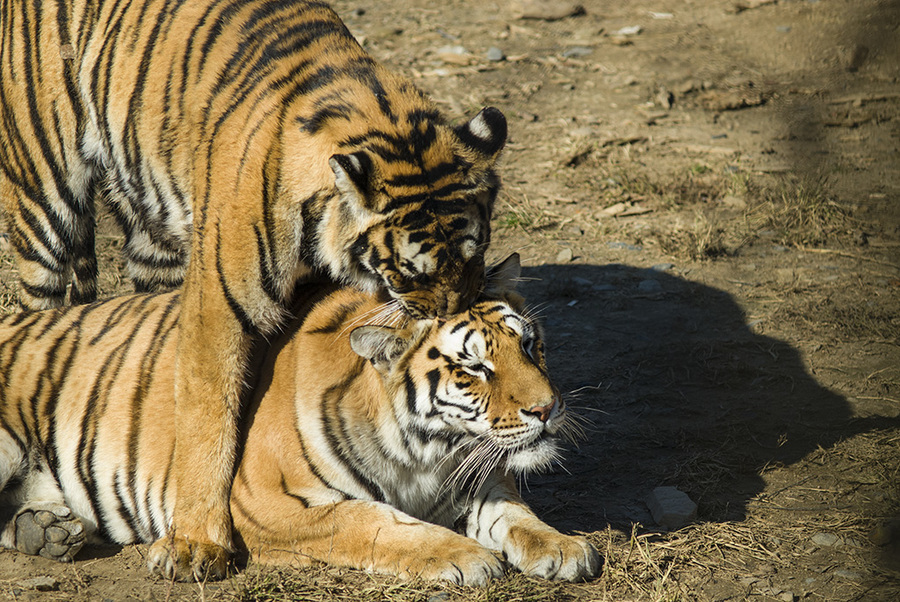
518,263,900,534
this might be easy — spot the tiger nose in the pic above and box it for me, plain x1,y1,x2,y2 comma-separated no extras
523,398,557,422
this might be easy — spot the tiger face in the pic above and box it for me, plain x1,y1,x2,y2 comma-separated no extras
350,254,567,477
316,108,507,318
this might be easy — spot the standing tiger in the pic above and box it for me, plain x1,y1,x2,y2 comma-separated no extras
0,0,507,580
0,255,600,584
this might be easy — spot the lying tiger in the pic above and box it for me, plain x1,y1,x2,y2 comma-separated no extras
0,255,600,584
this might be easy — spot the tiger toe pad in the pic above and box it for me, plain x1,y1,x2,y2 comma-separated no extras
14,503,85,562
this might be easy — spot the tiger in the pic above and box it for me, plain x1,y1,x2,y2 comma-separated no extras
0,0,508,580
0,254,600,584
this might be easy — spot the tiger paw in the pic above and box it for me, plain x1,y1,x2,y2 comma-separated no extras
506,528,601,581
14,502,85,562
147,535,229,582
398,539,505,585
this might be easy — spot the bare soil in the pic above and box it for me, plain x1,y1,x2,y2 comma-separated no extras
1,0,899,600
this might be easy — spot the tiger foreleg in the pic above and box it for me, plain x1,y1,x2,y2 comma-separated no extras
236,499,505,585
466,474,601,581
146,256,258,582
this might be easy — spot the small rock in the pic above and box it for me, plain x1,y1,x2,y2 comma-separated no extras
646,486,697,530
776,25,791,33
562,46,593,58
721,194,747,209
779,592,795,602
511,0,585,21
436,45,471,65
17,577,60,592
811,532,840,547
569,126,594,137
833,569,861,580
556,247,574,263
637,279,662,293
486,47,506,62
607,241,642,252
615,25,643,36
651,263,675,272
428,593,451,602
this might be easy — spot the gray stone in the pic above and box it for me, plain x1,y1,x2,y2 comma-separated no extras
638,279,662,293
17,577,59,592
486,47,505,62
646,486,697,530
511,0,585,21
556,247,574,263
833,569,861,580
562,46,593,58
651,263,675,272
811,532,840,547
607,241,642,252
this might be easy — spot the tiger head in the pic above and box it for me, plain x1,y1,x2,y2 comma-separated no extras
349,254,571,478
316,107,507,319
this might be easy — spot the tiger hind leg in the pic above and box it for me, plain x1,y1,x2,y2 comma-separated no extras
12,502,85,562
1,177,100,309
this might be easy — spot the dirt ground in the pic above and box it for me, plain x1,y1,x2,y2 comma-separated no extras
1,0,899,600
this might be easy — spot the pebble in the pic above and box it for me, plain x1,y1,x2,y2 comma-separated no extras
511,0,585,21
811,532,840,547
833,569,861,580
638,279,662,293
486,47,506,62
556,247,574,263
428,593,450,602
646,486,697,530
651,263,675,272
779,592,795,602
607,241,642,251
776,25,792,33
615,25,643,36
17,577,60,592
562,46,593,58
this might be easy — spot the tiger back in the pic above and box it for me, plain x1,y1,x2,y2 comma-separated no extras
0,0,507,578
0,255,600,584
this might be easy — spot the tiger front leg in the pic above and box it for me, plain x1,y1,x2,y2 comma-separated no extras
466,474,601,581
146,267,257,582
237,499,505,585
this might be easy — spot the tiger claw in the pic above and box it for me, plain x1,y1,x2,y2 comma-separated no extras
147,535,230,582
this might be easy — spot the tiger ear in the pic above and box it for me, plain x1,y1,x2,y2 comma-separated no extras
330,150,377,201
350,325,411,373
483,253,522,298
456,107,507,158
